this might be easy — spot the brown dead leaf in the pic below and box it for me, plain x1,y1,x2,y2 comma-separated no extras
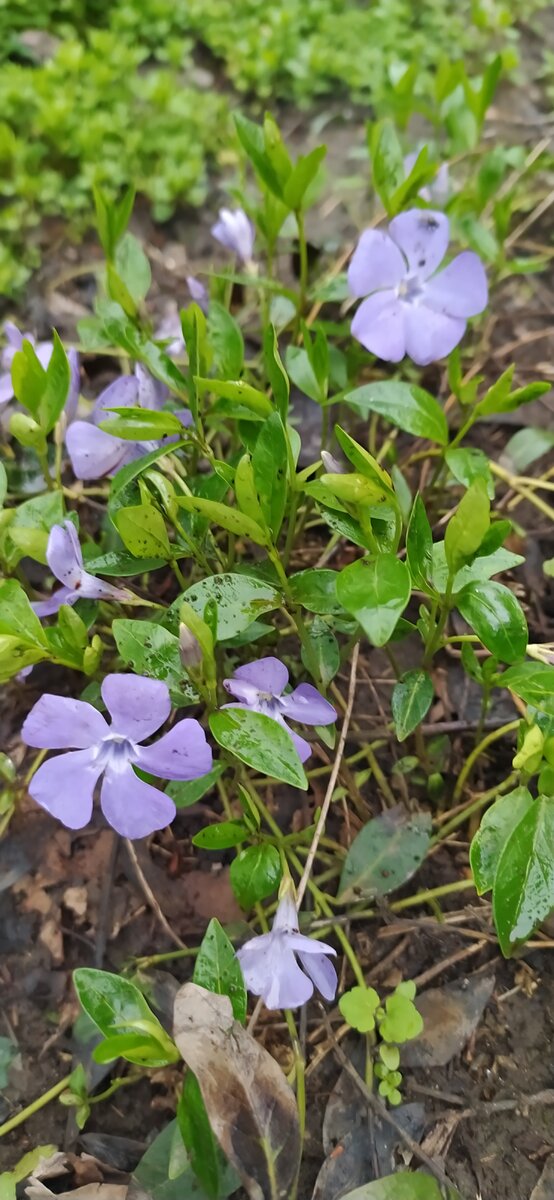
173,982,301,1200
402,974,495,1069
63,886,88,923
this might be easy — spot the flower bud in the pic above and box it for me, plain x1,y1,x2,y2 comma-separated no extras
179,623,203,669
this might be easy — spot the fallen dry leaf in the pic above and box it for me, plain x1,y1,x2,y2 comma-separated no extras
401,974,495,1069
173,982,301,1200
531,1156,554,1200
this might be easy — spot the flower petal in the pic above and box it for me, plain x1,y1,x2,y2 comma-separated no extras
222,680,263,707
66,421,129,480
101,673,171,741
22,693,109,749
136,718,212,781
100,762,176,838
78,571,135,605
212,208,255,263
351,292,407,362
28,748,102,828
65,349,81,423
423,251,488,319
404,304,466,366
135,363,169,410
233,656,289,696
32,586,76,617
0,372,14,406
265,949,314,1009
347,229,405,298
297,950,338,1001
46,521,83,587
272,893,299,933
237,940,313,1009
280,683,337,727
288,727,313,763
91,375,139,423
388,209,449,278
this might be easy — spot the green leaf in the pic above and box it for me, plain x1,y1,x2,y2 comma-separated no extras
169,573,280,641
73,968,176,1066
283,144,326,209
338,809,431,902
167,764,225,809
230,843,282,909
114,232,151,304
40,331,71,433
181,303,209,422
264,324,289,420
285,345,324,404
0,461,7,508
208,302,244,379
502,661,554,715
113,619,198,706
193,821,249,850
338,985,380,1033
492,796,554,956
196,376,273,418
346,381,448,445
431,543,523,594
406,495,433,591
234,112,285,200
457,581,528,663
252,412,288,538
504,427,554,473
210,709,307,789
289,569,341,614
340,1172,462,1199
444,478,490,575
391,670,434,740
2,490,64,568
100,407,183,440
0,579,48,647
114,503,172,559
133,1119,225,1200
470,786,533,895
300,616,340,688
445,446,494,498
193,917,247,1024
379,991,423,1043
109,442,187,507
177,495,268,546
177,1072,224,1199
368,118,404,210
83,548,165,576
336,555,411,647
334,426,394,496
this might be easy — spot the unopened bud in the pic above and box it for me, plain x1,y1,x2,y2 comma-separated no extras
179,623,203,669
321,450,344,474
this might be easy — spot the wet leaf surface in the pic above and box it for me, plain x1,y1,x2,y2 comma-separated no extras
338,808,431,902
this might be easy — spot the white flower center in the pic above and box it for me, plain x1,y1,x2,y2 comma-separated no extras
397,275,424,303
94,733,139,772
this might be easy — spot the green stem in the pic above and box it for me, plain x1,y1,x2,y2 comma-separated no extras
452,720,519,804
436,771,518,842
422,581,454,668
0,1074,73,1138
296,209,309,320
284,1009,306,1144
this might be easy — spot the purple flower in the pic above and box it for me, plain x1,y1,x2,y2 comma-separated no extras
211,208,255,264
223,655,336,762
186,276,209,313
403,154,450,207
348,209,488,366
1,322,80,420
65,365,191,480
156,311,186,358
22,673,213,838
237,892,337,1009
32,520,136,617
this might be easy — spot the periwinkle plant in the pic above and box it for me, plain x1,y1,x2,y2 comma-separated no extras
2,106,553,1199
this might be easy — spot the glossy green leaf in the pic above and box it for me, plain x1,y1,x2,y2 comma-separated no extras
177,1072,224,1200
196,377,273,418
83,547,165,576
300,615,340,688
177,495,268,546
166,763,226,809
334,425,394,495
73,968,177,1066
492,796,554,956
11,340,45,420
40,331,71,432
210,709,308,789
339,986,380,1033
445,446,494,498
341,1171,462,1199
379,990,423,1043
406,494,433,591
208,302,244,379
289,569,341,614
283,144,327,209
285,344,323,404
100,406,183,440
133,1119,220,1200
264,324,289,420
338,809,431,902
168,573,280,641
502,661,554,715
234,112,286,200
115,232,151,304
346,381,448,445
114,503,172,559
109,443,187,505
444,478,490,575
432,543,524,594
193,917,247,1024
368,118,404,209
2,490,64,568
504,427,554,473
0,461,7,508
0,579,48,647
113,619,198,706
457,581,528,663
181,302,209,421
230,843,282,910
336,555,411,647
193,820,249,850
470,786,533,895
252,412,288,538
392,670,434,740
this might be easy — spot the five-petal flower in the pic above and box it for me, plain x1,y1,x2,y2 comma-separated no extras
22,673,212,838
237,892,337,1009
223,655,336,762
32,521,136,617
211,207,255,265
348,209,487,366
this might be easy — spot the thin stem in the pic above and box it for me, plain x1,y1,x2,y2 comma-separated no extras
452,720,519,804
296,209,309,320
0,1074,73,1138
436,771,518,842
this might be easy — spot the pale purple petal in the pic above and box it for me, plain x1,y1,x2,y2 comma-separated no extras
78,571,135,604
404,304,466,365
0,373,14,406
186,276,209,312
91,375,139,423
233,657,289,696
32,586,76,617
423,251,488,319
100,762,176,838
101,674,171,741
212,208,255,263
35,340,54,370
272,893,298,932
297,951,338,1001
238,939,314,1009
222,680,263,708
65,349,81,423
286,932,337,957
388,210,449,278
287,727,313,763
135,363,169,410
28,749,102,829
22,693,109,749
174,408,194,428
46,521,83,587
3,321,23,349
136,718,212,780
351,291,407,362
66,421,130,479
280,684,337,727
347,229,405,298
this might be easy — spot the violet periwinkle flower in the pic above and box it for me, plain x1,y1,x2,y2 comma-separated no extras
66,364,191,480
1,322,80,419
186,276,209,313
32,520,136,617
22,673,212,838
223,656,336,762
237,892,337,1009
348,209,488,366
211,207,255,265
403,153,450,207
156,311,186,358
